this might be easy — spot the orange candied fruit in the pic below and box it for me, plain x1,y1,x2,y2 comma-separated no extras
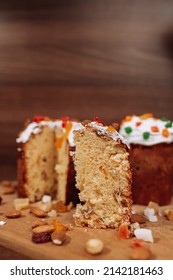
107,125,116,133
162,128,169,138
124,115,133,122
55,121,73,148
52,219,66,232
140,113,153,120
130,238,144,249
151,126,159,133
117,223,131,239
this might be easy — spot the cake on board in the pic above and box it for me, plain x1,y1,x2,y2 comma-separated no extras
119,113,173,205
16,115,83,204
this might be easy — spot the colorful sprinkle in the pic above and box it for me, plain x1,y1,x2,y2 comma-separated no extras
161,117,169,122
125,127,133,134
61,116,70,128
151,126,159,133
162,128,169,138
165,122,172,128
107,126,116,133
33,115,48,122
124,116,133,122
93,117,105,126
140,113,153,120
143,132,150,140
136,122,142,127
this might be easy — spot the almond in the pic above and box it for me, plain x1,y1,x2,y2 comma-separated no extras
130,247,152,260
3,187,16,195
32,225,54,243
5,210,21,219
0,180,12,187
30,207,47,218
51,230,66,245
32,224,54,234
31,220,49,229
130,214,147,224
166,209,173,221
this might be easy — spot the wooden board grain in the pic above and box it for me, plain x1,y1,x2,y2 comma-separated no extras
0,185,173,260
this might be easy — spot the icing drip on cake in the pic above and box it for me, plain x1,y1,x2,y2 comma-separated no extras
88,122,130,148
119,113,173,146
16,119,83,147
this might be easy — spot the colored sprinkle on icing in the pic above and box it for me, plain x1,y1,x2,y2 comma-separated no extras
162,128,169,138
93,117,105,126
136,122,142,127
165,122,172,128
161,117,169,122
140,113,153,120
125,127,132,134
143,132,150,140
107,125,116,133
151,126,159,133
60,116,70,128
33,115,47,123
125,116,133,122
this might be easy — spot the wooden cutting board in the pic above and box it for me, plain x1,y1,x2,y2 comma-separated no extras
0,185,173,260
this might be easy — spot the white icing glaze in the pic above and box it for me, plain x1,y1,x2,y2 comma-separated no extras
16,120,84,147
119,115,173,146
88,122,130,148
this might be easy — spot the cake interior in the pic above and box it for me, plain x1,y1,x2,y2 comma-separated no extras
73,127,132,229
18,125,72,203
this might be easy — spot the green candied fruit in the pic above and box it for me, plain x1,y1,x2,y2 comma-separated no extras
165,122,172,128
143,132,150,140
161,117,169,122
125,127,132,134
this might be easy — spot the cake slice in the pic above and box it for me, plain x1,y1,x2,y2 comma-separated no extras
17,116,82,204
73,120,132,229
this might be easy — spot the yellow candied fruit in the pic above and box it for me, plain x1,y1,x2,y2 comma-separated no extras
162,128,169,138
55,121,73,148
107,125,116,133
124,115,133,122
52,219,66,232
140,113,153,120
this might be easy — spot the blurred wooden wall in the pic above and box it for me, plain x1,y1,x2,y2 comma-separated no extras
1,0,173,179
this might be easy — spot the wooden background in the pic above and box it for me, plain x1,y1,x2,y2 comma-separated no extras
1,0,173,180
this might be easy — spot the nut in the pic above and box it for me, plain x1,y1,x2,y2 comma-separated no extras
30,207,47,218
3,187,16,195
31,220,49,229
0,180,12,187
51,230,66,245
130,247,152,260
32,225,54,243
14,198,29,211
5,210,21,219
85,239,104,255
165,209,173,221
130,214,147,224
